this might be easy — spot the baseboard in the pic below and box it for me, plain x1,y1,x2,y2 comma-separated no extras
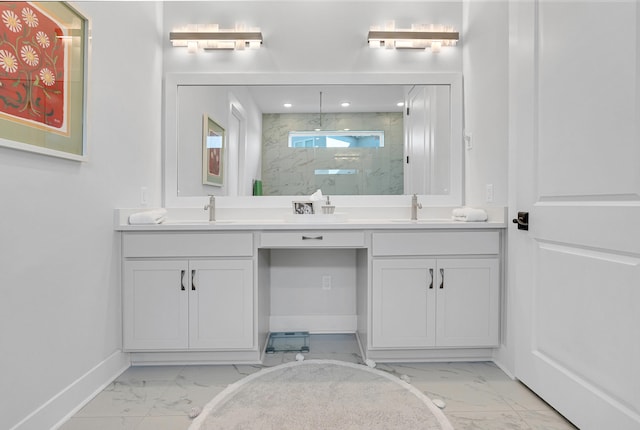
269,315,357,333
492,345,516,380
10,350,130,430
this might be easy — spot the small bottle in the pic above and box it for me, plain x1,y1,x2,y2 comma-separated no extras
322,196,335,214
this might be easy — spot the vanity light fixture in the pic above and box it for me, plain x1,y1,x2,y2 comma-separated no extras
341,102,351,108
170,24,262,52
368,23,458,53
283,103,293,108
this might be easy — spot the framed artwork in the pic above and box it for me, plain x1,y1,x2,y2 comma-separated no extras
202,114,225,187
0,2,88,161
292,201,314,215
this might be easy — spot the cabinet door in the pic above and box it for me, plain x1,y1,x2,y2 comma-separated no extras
435,258,500,347
372,259,436,348
188,259,254,349
123,260,189,350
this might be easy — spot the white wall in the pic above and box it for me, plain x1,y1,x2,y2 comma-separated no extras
163,1,467,203
0,1,511,426
176,85,263,197
270,249,358,332
0,3,163,429
163,1,462,74
462,1,509,207
461,0,510,373
162,1,508,206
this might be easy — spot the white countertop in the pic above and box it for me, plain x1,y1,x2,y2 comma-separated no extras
115,207,507,231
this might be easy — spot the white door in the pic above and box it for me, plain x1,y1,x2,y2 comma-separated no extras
188,259,254,349
435,258,499,348
510,2,640,429
123,260,189,350
231,104,249,196
405,86,430,195
371,258,436,348
227,111,240,196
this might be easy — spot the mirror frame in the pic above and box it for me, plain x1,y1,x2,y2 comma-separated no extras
163,72,463,208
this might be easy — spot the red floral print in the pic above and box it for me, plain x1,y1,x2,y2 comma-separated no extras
0,2,66,130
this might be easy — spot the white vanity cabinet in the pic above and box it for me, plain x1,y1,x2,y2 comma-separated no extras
122,232,254,352
116,216,506,364
370,231,501,351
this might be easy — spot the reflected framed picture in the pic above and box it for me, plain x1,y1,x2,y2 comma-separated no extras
0,2,88,161
292,201,314,215
202,114,225,187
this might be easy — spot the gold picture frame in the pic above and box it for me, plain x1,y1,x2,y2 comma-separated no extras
202,114,225,187
0,2,88,161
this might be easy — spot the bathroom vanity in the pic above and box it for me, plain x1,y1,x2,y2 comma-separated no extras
116,210,505,365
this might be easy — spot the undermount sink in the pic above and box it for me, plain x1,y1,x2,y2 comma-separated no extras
161,219,236,225
285,213,348,223
389,218,453,223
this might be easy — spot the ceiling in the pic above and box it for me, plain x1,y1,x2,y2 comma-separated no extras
245,84,411,114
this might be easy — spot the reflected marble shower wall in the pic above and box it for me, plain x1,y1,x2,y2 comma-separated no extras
262,112,404,196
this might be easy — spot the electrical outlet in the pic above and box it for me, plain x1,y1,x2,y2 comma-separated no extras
485,184,494,203
322,275,332,290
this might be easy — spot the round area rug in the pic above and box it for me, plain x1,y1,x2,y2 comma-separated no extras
189,359,453,430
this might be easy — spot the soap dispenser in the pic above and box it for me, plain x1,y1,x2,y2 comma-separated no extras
322,196,335,214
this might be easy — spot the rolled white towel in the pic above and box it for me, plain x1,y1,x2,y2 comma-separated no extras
128,208,167,225
452,207,488,222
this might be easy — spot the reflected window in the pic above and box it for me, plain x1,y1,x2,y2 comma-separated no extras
314,169,358,175
289,131,384,148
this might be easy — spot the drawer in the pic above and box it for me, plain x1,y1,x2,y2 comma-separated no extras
260,231,366,248
123,232,253,258
372,230,499,256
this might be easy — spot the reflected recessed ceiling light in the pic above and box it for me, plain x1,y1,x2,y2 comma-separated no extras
341,102,351,108
397,102,405,107
283,103,292,108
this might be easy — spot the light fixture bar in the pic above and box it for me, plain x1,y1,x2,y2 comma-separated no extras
367,30,459,41
169,31,263,42
170,28,263,51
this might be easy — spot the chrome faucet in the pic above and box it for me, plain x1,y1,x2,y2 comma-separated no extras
204,195,215,222
411,194,422,221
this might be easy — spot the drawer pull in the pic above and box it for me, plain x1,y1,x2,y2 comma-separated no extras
428,268,434,289
439,268,444,289
191,269,196,291
302,235,323,241
180,270,186,291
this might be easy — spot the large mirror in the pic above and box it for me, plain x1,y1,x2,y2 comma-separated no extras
164,73,462,207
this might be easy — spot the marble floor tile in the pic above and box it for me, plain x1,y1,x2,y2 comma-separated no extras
136,414,193,430
488,379,553,411
72,378,170,417
177,364,252,386
260,352,286,367
118,365,184,383
58,416,143,430
419,380,514,413
518,410,579,430
447,410,531,430
147,383,227,417
61,334,578,430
